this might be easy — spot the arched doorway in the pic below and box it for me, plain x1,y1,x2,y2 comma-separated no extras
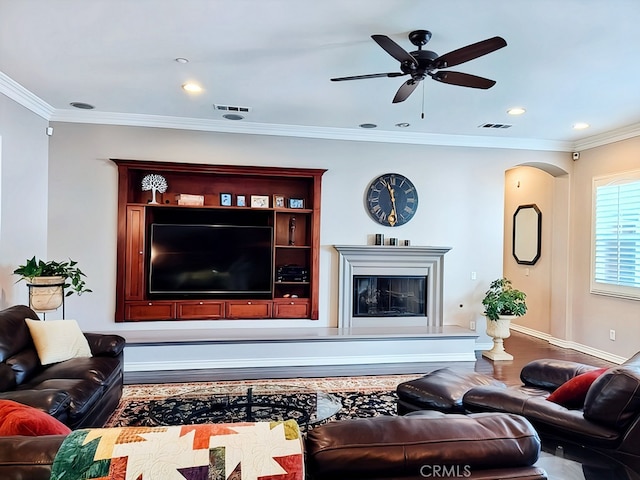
504,163,570,341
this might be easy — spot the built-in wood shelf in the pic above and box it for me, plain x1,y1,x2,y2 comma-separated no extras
113,159,325,322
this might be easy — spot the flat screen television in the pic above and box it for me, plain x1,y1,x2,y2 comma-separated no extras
148,223,273,297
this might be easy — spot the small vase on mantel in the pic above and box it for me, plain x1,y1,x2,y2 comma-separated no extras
482,315,515,361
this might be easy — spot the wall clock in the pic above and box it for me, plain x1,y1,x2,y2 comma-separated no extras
366,173,418,226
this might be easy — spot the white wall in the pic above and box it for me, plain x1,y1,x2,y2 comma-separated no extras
0,95,49,307
45,122,570,337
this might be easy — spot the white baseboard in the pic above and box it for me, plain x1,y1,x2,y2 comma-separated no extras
509,324,627,364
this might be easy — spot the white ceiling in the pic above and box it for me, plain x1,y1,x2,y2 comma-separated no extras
2,0,640,151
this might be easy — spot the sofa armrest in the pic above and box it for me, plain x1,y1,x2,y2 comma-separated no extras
0,435,66,480
520,359,601,390
84,333,126,357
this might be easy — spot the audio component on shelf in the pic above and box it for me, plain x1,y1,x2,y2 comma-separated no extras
276,265,308,282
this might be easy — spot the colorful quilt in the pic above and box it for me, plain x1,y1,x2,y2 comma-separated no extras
49,420,304,480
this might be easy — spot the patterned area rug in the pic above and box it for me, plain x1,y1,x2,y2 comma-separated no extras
105,374,420,431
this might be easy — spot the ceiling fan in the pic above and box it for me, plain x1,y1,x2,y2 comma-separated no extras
331,30,507,103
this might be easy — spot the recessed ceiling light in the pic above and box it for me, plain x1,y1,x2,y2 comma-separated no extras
223,113,244,121
182,83,202,93
175,57,189,64
573,122,590,130
359,123,377,129
507,107,526,115
395,122,410,128
69,102,94,110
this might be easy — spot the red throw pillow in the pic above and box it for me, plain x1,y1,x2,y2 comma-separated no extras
0,399,71,436
547,368,609,409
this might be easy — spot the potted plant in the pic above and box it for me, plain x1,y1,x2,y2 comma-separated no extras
13,256,92,311
481,277,527,361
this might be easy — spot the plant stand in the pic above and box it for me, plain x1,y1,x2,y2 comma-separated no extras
482,315,514,361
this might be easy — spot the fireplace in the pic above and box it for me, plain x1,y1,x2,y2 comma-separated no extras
335,245,451,328
353,275,426,317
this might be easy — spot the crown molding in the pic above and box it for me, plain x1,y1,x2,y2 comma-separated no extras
50,108,573,152
3,70,634,152
572,122,640,151
0,71,55,119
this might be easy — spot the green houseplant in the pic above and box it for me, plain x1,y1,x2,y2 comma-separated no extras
13,256,92,297
482,277,527,321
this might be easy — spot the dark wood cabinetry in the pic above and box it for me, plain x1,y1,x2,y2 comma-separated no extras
113,159,325,322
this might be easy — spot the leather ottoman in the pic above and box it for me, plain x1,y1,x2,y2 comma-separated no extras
396,367,506,414
306,411,547,479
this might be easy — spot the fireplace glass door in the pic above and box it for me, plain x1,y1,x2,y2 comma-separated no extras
353,275,426,317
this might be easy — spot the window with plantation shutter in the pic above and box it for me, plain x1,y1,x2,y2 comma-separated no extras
591,171,640,300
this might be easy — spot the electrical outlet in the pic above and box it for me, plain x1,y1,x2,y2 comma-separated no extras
470,320,476,331
610,329,616,341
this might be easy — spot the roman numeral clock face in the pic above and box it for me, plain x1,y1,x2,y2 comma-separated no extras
366,173,418,227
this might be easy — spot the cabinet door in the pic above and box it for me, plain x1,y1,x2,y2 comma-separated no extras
125,206,145,300
226,301,272,319
125,301,175,321
178,301,225,320
273,299,310,318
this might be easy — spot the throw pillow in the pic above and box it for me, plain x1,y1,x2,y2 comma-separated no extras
547,367,609,409
25,318,92,366
0,399,71,436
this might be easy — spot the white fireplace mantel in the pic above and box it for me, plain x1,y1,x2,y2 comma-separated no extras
334,245,452,329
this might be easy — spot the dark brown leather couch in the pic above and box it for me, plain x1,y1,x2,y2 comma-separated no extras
0,305,125,429
463,353,640,466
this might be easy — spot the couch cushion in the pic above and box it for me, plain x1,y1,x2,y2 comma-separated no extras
547,367,609,409
520,359,603,390
6,348,41,385
25,379,105,421
0,364,17,392
396,368,506,413
0,305,39,362
584,364,640,429
25,319,92,366
0,399,71,436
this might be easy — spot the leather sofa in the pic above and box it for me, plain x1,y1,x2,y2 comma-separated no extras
0,305,125,429
462,353,640,466
0,412,547,480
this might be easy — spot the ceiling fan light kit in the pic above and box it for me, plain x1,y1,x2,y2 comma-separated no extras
331,29,507,103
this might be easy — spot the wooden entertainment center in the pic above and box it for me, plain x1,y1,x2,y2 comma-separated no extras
112,159,325,322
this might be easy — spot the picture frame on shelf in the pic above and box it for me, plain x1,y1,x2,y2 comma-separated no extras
220,193,232,206
236,195,246,207
273,194,286,209
250,195,270,208
289,198,304,209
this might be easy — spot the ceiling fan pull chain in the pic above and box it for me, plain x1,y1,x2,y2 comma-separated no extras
421,82,425,119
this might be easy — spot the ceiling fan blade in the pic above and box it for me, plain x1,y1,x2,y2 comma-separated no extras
434,36,507,69
372,34,418,66
392,79,420,103
331,72,405,82
432,71,496,89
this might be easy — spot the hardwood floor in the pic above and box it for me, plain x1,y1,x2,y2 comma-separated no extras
473,331,615,385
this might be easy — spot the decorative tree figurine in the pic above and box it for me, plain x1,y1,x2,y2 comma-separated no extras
141,174,168,204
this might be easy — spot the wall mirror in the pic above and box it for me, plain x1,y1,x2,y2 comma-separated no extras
512,204,541,265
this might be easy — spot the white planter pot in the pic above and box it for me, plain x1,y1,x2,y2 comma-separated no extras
27,276,65,312
482,315,515,361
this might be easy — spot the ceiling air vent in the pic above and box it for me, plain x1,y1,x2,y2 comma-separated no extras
214,104,252,113
478,123,512,129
